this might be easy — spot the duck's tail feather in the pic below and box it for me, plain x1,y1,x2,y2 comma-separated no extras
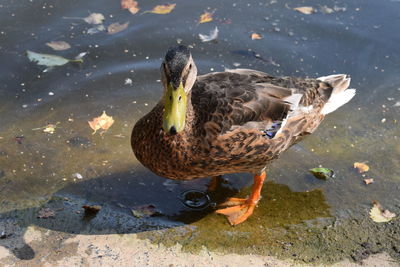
318,74,356,115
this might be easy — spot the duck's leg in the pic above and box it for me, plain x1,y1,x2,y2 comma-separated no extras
208,175,222,191
216,171,266,225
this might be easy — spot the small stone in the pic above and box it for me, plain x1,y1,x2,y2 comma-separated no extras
66,136,91,148
0,230,7,239
73,173,83,179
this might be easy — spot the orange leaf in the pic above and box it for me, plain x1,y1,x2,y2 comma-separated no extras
251,33,263,40
199,12,213,23
88,111,115,134
144,4,176,14
121,0,140,14
354,162,369,173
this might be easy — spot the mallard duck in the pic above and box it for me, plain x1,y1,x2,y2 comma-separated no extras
131,45,355,225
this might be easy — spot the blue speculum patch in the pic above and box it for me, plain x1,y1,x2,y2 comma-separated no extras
262,121,282,139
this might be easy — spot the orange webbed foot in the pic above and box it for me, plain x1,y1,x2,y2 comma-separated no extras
216,198,256,225
215,171,267,226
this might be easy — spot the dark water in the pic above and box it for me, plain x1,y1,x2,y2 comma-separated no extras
0,0,400,263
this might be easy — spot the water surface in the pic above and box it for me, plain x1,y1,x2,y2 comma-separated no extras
0,0,399,263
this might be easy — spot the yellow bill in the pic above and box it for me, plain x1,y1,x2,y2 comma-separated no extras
163,82,187,134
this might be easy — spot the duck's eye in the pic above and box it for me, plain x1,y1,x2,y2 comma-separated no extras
178,95,182,101
169,95,172,101
189,64,192,70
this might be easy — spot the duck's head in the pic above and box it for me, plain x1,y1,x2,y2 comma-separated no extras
161,45,197,135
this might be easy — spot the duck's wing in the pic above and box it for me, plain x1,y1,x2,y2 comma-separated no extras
192,69,354,142
191,69,304,139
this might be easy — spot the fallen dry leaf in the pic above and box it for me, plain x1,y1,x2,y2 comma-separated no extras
199,12,213,23
84,13,105,25
43,124,56,134
198,27,219,42
121,0,140,14
37,208,55,219
293,6,315,15
251,33,263,40
63,13,105,26
131,204,160,218
364,178,374,185
320,5,346,14
107,22,129,34
124,78,133,85
354,162,369,173
46,41,71,51
87,24,106,35
320,5,334,14
85,14,104,25
370,201,396,223
143,4,176,14
88,111,115,134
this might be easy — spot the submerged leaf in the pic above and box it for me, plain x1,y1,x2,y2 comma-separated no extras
251,33,263,40
87,24,106,35
46,41,71,51
293,6,315,14
144,4,176,14
75,52,88,60
108,22,129,34
309,167,334,180
27,50,69,67
88,111,115,134
121,0,140,14
131,204,160,218
370,201,396,223
199,12,213,23
37,208,55,219
84,13,105,25
27,51,83,68
354,162,369,173
198,27,219,42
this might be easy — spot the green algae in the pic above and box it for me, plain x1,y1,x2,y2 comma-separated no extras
137,181,400,264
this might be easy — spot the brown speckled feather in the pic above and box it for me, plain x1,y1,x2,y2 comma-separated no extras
131,69,350,180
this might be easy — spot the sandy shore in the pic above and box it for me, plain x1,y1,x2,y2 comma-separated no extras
0,226,398,267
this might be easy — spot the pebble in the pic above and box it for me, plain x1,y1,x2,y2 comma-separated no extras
72,173,83,179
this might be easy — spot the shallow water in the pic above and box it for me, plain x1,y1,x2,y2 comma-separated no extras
0,0,399,263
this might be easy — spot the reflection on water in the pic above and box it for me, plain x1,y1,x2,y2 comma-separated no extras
0,0,400,263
